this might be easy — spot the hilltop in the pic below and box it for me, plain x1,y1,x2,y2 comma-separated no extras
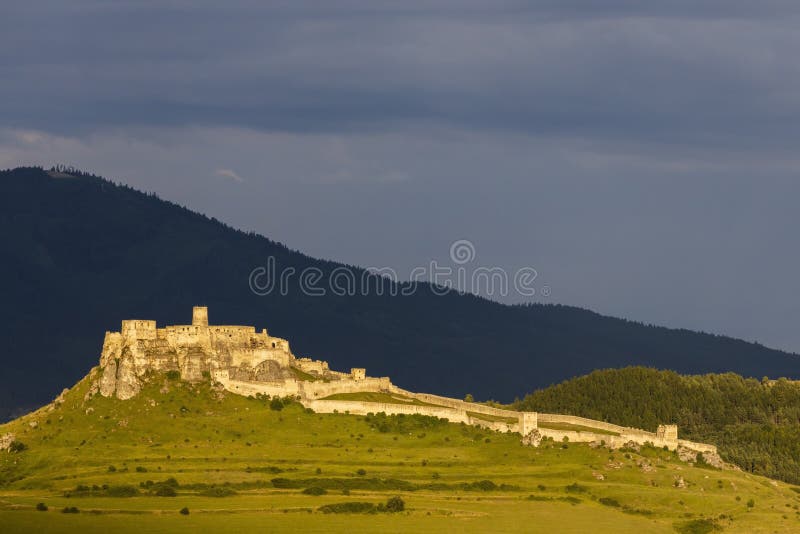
1,166,798,421
1,312,798,532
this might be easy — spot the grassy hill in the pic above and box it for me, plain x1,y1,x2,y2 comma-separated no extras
1,166,799,421
2,372,800,533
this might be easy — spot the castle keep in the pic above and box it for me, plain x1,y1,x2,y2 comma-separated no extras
97,307,716,455
99,306,383,401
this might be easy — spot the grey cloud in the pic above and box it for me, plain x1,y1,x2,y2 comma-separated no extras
2,1,800,153
2,2,800,355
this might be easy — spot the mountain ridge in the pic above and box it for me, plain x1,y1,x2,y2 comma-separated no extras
1,166,797,421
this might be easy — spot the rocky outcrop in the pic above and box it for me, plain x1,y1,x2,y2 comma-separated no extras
0,433,16,451
678,445,730,470
521,429,543,447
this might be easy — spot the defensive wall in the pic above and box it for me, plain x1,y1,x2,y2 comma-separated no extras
212,371,393,399
298,392,715,453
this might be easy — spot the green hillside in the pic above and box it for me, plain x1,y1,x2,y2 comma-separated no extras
2,371,800,533
514,367,800,485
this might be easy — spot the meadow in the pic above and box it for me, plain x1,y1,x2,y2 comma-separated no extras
1,373,799,533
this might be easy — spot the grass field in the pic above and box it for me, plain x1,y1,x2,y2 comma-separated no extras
2,372,799,533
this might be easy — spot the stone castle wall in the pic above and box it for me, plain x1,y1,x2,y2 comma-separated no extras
538,413,632,435
303,399,474,424
678,439,718,454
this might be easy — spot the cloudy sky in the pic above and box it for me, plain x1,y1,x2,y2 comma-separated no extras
3,1,800,352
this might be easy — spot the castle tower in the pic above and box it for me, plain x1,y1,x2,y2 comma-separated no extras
657,424,679,449
518,412,538,436
350,368,366,381
192,306,209,327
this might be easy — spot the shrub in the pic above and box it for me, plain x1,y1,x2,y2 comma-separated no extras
384,496,405,513
674,518,721,534
8,441,27,453
36,502,48,511
61,507,79,514
179,507,190,515
599,497,621,507
165,370,181,380
200,487,237,497
153,484,177,497
108,465,117,472
107,485,138,497
746,498,755,508
302,487,327,496
471,480,498,491
319,502,376,514
695,453,714,469
135,466,148,473
356,469,367,476
565,483,588,493
270,398,284,411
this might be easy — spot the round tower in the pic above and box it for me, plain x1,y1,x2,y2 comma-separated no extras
192,306,209,326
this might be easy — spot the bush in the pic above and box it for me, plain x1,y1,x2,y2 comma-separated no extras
135,466,148,473
319,502,376,514
384,496,405,513
166,370,181,380
36,502,48,511
746,498,755,508
108,465,117,472
674,518,721,534
599,497,621,507
356,469,367,476
8,441,27,453
153,484,177,497
302,487,327,496
270,397,284,411
565,483,588,493
470,480,498,491
179,507,190,515
61,507,79,514
107,485,138,497
199,486,237,497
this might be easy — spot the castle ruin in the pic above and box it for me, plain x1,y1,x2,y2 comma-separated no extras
97,307,716,455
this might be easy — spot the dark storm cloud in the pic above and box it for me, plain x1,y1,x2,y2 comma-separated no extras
3,1,800,355
3,0,800,150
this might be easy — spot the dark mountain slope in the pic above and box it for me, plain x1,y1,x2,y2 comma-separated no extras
0,166,797,420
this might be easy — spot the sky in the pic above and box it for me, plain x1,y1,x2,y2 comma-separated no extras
2,1,800,352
